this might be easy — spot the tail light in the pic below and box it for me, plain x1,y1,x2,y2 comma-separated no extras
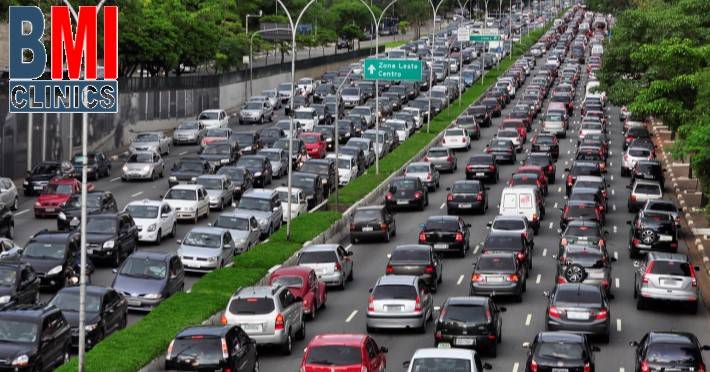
471,273,483,282
461,136,467,142
455,232,464,242
447,155,454,162
516,252,526,262
414,191,423,199
698,363,706,372
466,165,474,171
584,362,591,372
386,264,394,274
335,262,342,271
415,295,423,311
624,154,629,162
423,156,429,161
489,164,496,170
632,238,641,248
547,164,554,173
435,331,443,340
630,194,637,202
447,193,453,201
548,306,562,319
220,313,228,325
419,232,427,242
476,192,484,201
561,238,568,246
690,265,698,287
166,340,175,359
385,192,393,200
486,147,492,153
530,359,538,372
557,275,567,284
275,313,285,330
425,265,434,273
566,175,573,186
642,261,655,284
380,223,388,231
368,295,375,311
536,180,541,187
221,338,229,359
349,223,355,231
600,279,609,288
506,274,519,282
640,360,650,372
595,308,608,320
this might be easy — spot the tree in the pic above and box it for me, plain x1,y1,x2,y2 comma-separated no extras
397,20,410,38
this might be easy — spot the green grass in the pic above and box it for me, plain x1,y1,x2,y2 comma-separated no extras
57,21,554,372
381,40,408,49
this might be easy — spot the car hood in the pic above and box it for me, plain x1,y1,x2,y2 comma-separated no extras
171,170,202,178
206,190,224,199
124,163,153,171
20,256,62,274
226,229,250,242
199,154,228,162
179,245,221,259
62,311,101,329
0,343,36,363
130,142,159,149
28,173,55,183
112,274,165,295
174,129,198,136
164,200,198,209
85,232,116,244
233,208,270,221
37,193,71,205
241,109,262,116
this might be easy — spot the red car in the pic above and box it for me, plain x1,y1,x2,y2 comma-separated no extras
34,177,91,217
201,128,232,147
501,118,528,141
512,165,549,195
301,132,327,159
269,266,326,319
301,334,387,372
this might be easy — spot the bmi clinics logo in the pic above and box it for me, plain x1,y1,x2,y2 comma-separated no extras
8,4,118,113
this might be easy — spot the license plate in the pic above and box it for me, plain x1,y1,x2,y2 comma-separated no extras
34,185,44,190
45,208,55,212
658,235,673,241
454,338,475,346
241,324,263,333
539,145,550,150
434,243,448,249
567,311,590,320
362,227,374,232
386,305,403,312
661,279,680,287
127,300,141,307
552,369,568,372
397,200,409,205
87,249,94,254
459,203,472,208
487,276,504,283
476,172,485,177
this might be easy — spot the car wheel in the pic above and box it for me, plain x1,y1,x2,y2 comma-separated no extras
7,224,14,240
151,171,157,181
281,333,293,355
489,343,498,358
253,359,260,372
170,223,177,238
350,236,358,244
11,197,18,211
296,321,306,340
348,267,354,281
112,251,121,267
636,297,646,310
384,230,391,242
219,198,225,211
155,229,162,244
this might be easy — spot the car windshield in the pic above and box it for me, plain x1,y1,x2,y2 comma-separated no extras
46,183,74,194
127,153,154,163
126,205,159,219
50,291,101,312
410,358,471,372
442,304,487,323
571,165,599,176
577,152,602,161
353,210,382,223
229,297,275,315
85,218,117,234
492,219,525,231
217,167,244,181
165,189,197,201
485,235,524,250
177,121,199,130
175,162,204,172
635,184,662,195
197,178,223,190
72,154,96,165
452,182,481,193
245,102,262,110
535,341,585,360
302,163,329,174
206,129,228,137
566,251,605,268
170,338,223,365
302,135,320,144
32,164,58,174
372,284,416,300
214,216,249,230
0,319,38,343
238,158,263,168
238,197,271,212
336,158,351,169
183,232,222,248
391,248,429,263
629,148,651,157
198,112,219,120
555,287,602,304
278,83,292,91
428,149,450,158
65,193,102,209
306,345,362,366
0,267,15,287
298,251,337,264
277,191,299,204
272,275,304,288
202,144,231,155
646,342,699,364
295,111,314,119
23,242,65,259
259,152,281,161
134,133,159,142
407,165,429,173
260,129,282,138
119,258,167,279
477,255,516,271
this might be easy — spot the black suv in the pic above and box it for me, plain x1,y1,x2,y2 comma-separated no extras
0,305,71,371
631,332,710,372
70,151,112,180
628,211,678,258
291,172,324,210
166,325,258,371
349,206,396,243
434,296,506,356
0,261,40,308
216,166,253,200
23,161,63,196
0,203,13,239
385,177,429,211
169,158,213,187
418,215,471,257
302,159,337,197
56,191,118,230
631,160,664,188
236,155,273,187
85,213,138,267
21,230,84,290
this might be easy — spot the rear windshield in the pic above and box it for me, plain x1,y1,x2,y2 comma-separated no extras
446,129,464,136
391,249,429,263
567,205,597,218
298,251,337,264
535,342,585,360
502,192,534,209
477,255,516,271
635,184,662,195
485,235,524,250
647,202,676,212
452,182,481,193
353,209,382,222
492,219,525,231
566,251,605,268
410,358,471,372
646,342,699,364
650,261,691,276
468,155,492,165
229,297,275,315
554,287,602,304
372,284,417,300
390,179,417,190
571,164,600,176
306,345,362,366
428,149,450,158
628,148,651,157
170,338,223,364
442,304,487,323
424,219,459,231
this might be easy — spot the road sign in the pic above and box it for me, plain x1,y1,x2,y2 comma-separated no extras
363,58,422,81
470,34,501,42
457,26,470,42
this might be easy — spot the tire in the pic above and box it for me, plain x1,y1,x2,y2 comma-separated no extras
112,251,121,268
687,301,698,314
296,322,306,340
280,333,293,355
599,333,610,344
120,314,127,329
347,267,354,281
219,198,225,211
155,229,162,245
253,359,260,372
309,303,317,320
384,230,391,242
350,236,358,244
11,197,18,211
7,224,14,240
489,344,498,358
636,297,647,310
170,223,177,238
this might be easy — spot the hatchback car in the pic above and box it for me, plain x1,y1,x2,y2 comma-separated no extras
545,283,611,342
129,132,171,155
163,184,211,224
56,190,118,230
121,151,165,181
446,180,488,215
634,252,699,313
481,231,532,272
350,206,396,243
418,216,471,257
442,128,471,151
297,244,353,289
628,210,678,258
172,120,205,145
425,147,457,173
21,230,81,290
630,331,709,372
485,139,516,164
470,252,526,302
405,347,491,372
385,177,429,211
405,162,440,191
269,266,327,320
367,275,434,333
0,261,40,308
301,334,387,372
628,180,663,213
233,189,283,238
524,332,599,372
526,152,556,183
177,227,235,272
111,251,184,311
165,325,258,371
236,155,273,187
196,175,234,210
386,245,442,292
530,133,560,159
435,296,506,356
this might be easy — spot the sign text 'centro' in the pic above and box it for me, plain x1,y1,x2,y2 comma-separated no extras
8,6,119,114
363,59,422,81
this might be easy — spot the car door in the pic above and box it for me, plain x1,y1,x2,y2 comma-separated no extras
155,153,164,174
337,246,352,277
234,327,257,372
101,291,121,334
197,188,208,215
367,337,385,372
116,216,132,257
159,204,173,235
167,257,184,295
278,290,298,334
222,232,234,266
249,217,260,246
19,266,39,304
431,250,442,282
418,280,432,314
271,195,282,223
40,313,65,365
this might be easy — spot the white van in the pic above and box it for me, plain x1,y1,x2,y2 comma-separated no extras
499,186,542,234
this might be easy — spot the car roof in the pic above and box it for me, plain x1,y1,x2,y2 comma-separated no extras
58,285,112,297
411,347,475,359
393,244,431,252
127,199,165,207
647,252,688,262
31,230,75,242
302,244,340,252
176,325,232,338
170,184,203,191
309,334,367,347
242,188,276,198
537,331,585,343
446,296,489,306
647,331,696,344
426,215,460,222
127,251,173,261
187,226,226,235
355,205,386,212
236,286,278,298
0,305,56,320
377,274,418,286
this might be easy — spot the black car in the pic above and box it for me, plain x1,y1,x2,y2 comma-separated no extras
23,161,63,196
0,305,71,371
169,158,213,187
560,200,603,231
311,105,333,125
446,180,488,214
334,120,355,143
481,231,532,272
301,159,337,197
199,141,240,170
526,152,556,183
480,97,502,117
628,211,678,258
385,177,429,211
236,155,273,187
524,332,599,372
565,161,602,195
350,206,396,243
313,83,335,103
257,127,286,148
418,215,471,257
21,230,82,290
56,191,118,230
291,172,324,210
85,212,138,267
234,132,262,155
434,296,506,356
386,244,441,291
313,125,335,150
273,138,307,168
0,204,13,239
632,160,664,188
49,286,127,349
631,332,709,372
485,139,516,164
545,283,611,342
0,261,40,308
216,166,253,200
530,133,560,160
166,325,258,371
70,152,111,180
465,154,499,183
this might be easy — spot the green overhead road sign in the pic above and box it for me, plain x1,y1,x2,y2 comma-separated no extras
363,58,423,81
470,34,501,42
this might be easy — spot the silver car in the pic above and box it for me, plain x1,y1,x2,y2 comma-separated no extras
223,285,306,354
196,175,234,210
366,275,434,333
172,120,206,145
239,101,274,124
634,252,699,313
627,180,663,212
257,149,288,178
425,147,457,173
404,162,440,191
129,132,171,155
0,238,23,260
487,215,534,248
177,227,235,272
0,178,19,211
211,213,260,253
261,89,282,109
121,151,165,181
296,244,353,289
234,189,283,238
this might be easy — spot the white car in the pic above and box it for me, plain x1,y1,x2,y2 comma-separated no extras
261,89,281,109
198,109,229,129
297,78,317,96
405,348,490,372
293,108,318,131
162,184,210,223
385,119,411,142
402,107,423,129
123,200,177,244
578,122,604,140
441,128,470,150
622,146,654,177
326,153,357,186
129,132,171,155
275,186,307,222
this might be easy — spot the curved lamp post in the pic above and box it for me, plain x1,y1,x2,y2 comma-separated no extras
426,0,447,133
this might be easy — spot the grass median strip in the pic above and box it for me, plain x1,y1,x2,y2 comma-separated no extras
57,23,551,372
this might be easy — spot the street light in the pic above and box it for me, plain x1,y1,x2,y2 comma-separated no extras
333,69,354,211
357,0,399,175
250,28,291,102
480,0,490,85
455,0,471,106
245,10,263,97
274,0,319,240
427,0,448,133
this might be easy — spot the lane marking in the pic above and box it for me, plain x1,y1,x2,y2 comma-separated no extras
611,175,614,181
434,306,440,311
620,368,625,372
617,318,622,332
536,274,541,284
179,151,188,156
525,313,532,326
612,204,617,211
613,225,618,233
564,160,569,166
110,177,121,182
567,150,571,155
542,248,547,257
610,150,613,156
345,310,358,323
615,278,620,288
610,161,613,167
131,191,143,198
15,209,29,216
614,251,619,260
512,362,520,372
557,186,562,193
473,245,480,254
457,274,464,285
553,202,558,208
549,222,554,229
345,244,353,251
440,202,446,209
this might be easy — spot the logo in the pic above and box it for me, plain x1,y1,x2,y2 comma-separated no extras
8,5,118,113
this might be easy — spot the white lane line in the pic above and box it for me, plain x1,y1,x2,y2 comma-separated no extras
457,274,464,285
548,222,554,230
614,251,619,260
440,202,446,209
613,225,618,233
564,160,569,166
14,209,29,216
536,274,541,284
620,368,625,372
613,204,617,211
542,248,547,257
110,177,121,182
345,244,353,251
179,151,188,156
512,362,520,372
525,313,532,326
610,161,613,167
345,310,358,323
615,278,620,288
567,150,571,155
557,186,562,193
610,150,613,156
611,175,614,181
611,189,615,196
473,245,480,254
131,191,143,198
554,202,558,208
434,306,440,311
310,200,327,212
617,318,622,332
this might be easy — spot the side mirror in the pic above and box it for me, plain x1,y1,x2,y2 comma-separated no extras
695,265,701,272
486,221,492,228
629,341,639,347
522,342,531,349
611,257,618,262
368,287,373,293
542,291,549,297
176,239,182,244
499,306,507,312
380,346,388,353
445,187,451,191
402,361,411,368
626,220,631,225
111,269,118,274
466,223,472,227
564,168,570,172
482,363,492,370
347,251,354,256
295,296,303,302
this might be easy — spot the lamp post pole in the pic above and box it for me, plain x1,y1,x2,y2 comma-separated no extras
358,0,398,175
456,0,470,106
334,69,354,211
427,0,447,133
245,11,263,97
480,0,490,85
275,0,319,240
250,28,291,103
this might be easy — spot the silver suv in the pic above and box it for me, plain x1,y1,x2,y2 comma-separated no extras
297,244,353,289
366,275,434,333
234,189,283,239
222,285,305,354
487,215,534,248
634,252,699,313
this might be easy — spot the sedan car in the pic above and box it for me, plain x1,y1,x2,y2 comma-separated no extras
168,158,212,188
523,332,599,372
275,186,308,222
366,275,433,333
418,215,471,257
269,266,327,320
238,101,273,124
196,175,234,210
111,251,184,311
350,205,396,243
435,296,506,356
172,120,205,145
446,180,488,215
301,334,387,372
545,283,611,342
162,185,211,224
236,155,272,187
630,331,710,372
530,133,560,159
70,151,112,180
470,252,526,302
257,148,288,178
129,132,171,155
297,244,353,289
386,245,442,292
0,261,40,308
485,139,516,164
424,147,457,173
385,177,429,211
165,325,258,372
121,151,165,181
56,191,118,230
405,162,440,191
441,128,471,150
177,227,235,272
124,200,177,244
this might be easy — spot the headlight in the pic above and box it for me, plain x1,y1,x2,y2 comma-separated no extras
0,296,11,304
207,256,219,262
144,293,162,299
58,212,66,220
11,354,28,367
254,172,262,177
47,265,63,275
143,165,151,172
103,240,115,249
185,207,195,212
169,176,177,181
258,218,268,226
238,238,247,244
244,146,252,152
122,165,128,172
147,223,157,232
191,177,197,182
85,323,98,332
23,181,29,185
